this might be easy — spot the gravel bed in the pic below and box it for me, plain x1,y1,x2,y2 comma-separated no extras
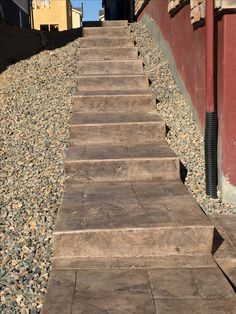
131,22,235,215
0,38,80,312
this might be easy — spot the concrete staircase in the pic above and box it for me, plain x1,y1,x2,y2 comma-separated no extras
42,21,235,313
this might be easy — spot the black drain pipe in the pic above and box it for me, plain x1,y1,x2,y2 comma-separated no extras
205,0,218,198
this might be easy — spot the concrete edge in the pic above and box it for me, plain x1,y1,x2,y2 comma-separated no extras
220,175,236,207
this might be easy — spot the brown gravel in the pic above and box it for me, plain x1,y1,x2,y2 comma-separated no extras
0,38,79,313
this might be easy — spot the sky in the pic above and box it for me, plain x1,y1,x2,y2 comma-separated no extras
71,0,103,21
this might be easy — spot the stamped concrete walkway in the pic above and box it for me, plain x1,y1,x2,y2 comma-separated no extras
42,21,236,313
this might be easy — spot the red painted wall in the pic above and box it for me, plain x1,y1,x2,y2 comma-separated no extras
138,0,236,186
139,0,206,125
218,14,236,185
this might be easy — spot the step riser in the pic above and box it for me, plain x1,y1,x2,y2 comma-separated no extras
103,20,128,27
72,95,156,113
79,48,138,60
77,61,143,75
80,37,134,48
83,28,130,37
65,159,180,183
76,76,149,92
69,123,165,143
53,227,214,258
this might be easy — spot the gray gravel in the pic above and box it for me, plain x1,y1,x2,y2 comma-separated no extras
131,21,235,215
0,38,79,312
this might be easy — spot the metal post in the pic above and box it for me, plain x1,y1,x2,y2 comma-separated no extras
129,0,135,23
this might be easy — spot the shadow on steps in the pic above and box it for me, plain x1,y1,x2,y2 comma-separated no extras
212,228,224,255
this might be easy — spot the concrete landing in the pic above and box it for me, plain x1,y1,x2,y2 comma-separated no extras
42,256,235,314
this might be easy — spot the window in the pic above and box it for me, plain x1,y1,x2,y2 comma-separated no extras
40,24,49,31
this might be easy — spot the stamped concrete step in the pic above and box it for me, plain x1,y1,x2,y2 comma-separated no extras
76,74,149,92
82,20,128,28
65,142,179,183
103,20,128,27
77,60,143,75
72,92,156,113
74,89,153,96
83,26,130,37
42,256,235,314
53,180,213,257
211,215,236,287
79,47,138,60
80,36,134,48
69,112,165,143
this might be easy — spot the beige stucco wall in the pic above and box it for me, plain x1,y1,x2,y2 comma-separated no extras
72,10,81,28
32,0,72,31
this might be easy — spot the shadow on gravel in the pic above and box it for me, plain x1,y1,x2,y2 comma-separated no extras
0,22,82,74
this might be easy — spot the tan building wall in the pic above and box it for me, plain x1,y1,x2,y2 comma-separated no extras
32,0,72,31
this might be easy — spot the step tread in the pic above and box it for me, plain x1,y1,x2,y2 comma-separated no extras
54,180,212,233
103,20,128,27
65,142,177,161
76,60,143,75
72,94,156,113
80,47,137,51
77,58,141,62
83,26,130,31
82,27,130,37
76,73,146,78
70,112,162,125
42,257,235,314
79,37,133,46
74,89,152,96
75,74,148,86
75,74,148,92
80,36,132,40
79,46,138,59
76,59,142,66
